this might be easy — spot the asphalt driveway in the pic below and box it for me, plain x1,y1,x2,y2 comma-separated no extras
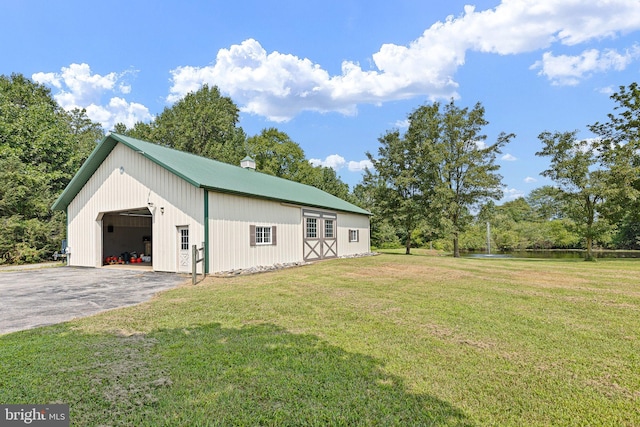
0,266,187,335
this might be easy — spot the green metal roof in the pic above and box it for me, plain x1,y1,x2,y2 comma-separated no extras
52,133,370,215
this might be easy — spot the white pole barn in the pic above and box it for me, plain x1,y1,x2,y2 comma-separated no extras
52,134,371,274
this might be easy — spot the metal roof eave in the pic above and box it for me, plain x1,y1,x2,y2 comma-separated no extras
200,185,371,216
52,133,371,216
114,136,202,189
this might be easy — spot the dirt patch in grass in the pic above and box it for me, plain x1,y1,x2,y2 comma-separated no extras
424,323,497,349
508,270,590,288
585,374,640,400
344,262,474,283
59,333,172,424
498,288,640,310
89,335,165,404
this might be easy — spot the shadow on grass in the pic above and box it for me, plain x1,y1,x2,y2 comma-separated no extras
153,322,472,426
0,323,472,426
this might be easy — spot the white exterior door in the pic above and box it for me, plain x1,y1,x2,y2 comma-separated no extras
177,226,190,273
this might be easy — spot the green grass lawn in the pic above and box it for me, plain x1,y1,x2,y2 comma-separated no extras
1,250,639,426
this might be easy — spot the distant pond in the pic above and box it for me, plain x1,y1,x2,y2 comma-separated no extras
462,250,640,259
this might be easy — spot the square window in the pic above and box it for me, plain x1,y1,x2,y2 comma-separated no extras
256,226,272,245
349,229,359,242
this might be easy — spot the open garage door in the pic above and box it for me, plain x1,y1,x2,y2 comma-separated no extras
102,208,153,267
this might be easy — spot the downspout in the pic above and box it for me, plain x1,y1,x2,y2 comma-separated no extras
204,189,209,274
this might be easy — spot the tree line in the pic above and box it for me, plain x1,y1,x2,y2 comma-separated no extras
1,72,639,263
0,74,102,264
357,84,640,259
0,75,350,264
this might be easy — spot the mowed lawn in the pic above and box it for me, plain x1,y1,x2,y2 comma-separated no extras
1,251,639,426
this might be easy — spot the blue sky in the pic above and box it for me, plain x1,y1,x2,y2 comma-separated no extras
3,0,640,201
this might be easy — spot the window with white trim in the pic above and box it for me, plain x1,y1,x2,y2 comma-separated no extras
349,229,359,242
256,226,272,244
250,225,277,246
324,219,334,238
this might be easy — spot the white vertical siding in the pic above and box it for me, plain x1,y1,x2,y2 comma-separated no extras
67,144,204,272
207,192,371,272
208,193,302,272
337,212,371,256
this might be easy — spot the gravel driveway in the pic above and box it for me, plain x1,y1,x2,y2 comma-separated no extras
0,266,187,335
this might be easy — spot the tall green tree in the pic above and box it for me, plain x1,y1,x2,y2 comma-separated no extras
526,185,566,221
0,74,72,182
66,108,103,171
245,128,351,200
352,180,396,248
364,129,427,254
245,128,307,180
363,100,512,256
536,130,612,260
116,84,246,164
152,84,246,164
302,165,351,201
414,100,513,257
589,82,640,248
0,74,102,263
114,121,153,141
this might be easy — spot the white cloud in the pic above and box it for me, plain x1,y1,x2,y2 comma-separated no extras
32,63,151,130
531,46,640,85
474,140,488,150
394,119,410,129
598,85,615,95
524,176,537,183
85,98,152,130
33,63,118,107
504,187,525,200
168,37,458,122
348,159,373,172
167,1,640,121
449,1,640,54
309,154,346,170
309,155,372,173
573,137,602,155
32,71,63,89
501,153,517,161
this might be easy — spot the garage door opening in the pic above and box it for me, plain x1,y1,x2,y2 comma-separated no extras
102,208,153,269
